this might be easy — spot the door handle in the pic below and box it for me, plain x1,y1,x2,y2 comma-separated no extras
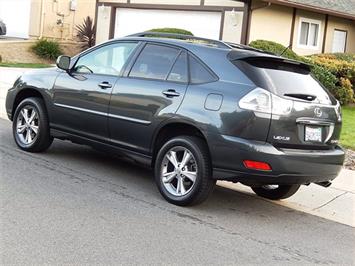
162,89,180,98
98,82,112,89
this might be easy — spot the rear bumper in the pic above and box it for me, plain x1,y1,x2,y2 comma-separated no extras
211,135,345,185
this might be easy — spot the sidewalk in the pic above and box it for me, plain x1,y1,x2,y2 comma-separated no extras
1,66,354,227
219,168,355,227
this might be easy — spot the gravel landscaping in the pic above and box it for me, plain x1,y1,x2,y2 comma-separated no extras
344,149,355,170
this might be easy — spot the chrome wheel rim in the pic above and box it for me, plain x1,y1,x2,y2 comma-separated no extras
16,106,39,145
161,146,197,197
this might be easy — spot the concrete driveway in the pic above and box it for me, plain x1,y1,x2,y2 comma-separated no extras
0,118,354,264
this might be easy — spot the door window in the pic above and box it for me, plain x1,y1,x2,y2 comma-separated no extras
129,44,180,80
74,42,138,76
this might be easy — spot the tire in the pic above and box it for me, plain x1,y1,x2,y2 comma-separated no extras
154,136,216,206
251,184,300,200
12,97,53,152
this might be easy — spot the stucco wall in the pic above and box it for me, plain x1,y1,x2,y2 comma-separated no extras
324,16,355,53
291,9,326,55
29,0,95,40
250,1,354,55
248,1,294,47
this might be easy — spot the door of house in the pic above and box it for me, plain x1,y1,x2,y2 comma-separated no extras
332,30,347,53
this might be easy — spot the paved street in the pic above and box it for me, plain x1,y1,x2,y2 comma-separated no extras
0,118,354,265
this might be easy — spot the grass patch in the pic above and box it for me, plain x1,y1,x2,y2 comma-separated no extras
341,106,355,150
0,62,52,68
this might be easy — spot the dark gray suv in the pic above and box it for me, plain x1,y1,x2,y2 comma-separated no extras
5,32,344,206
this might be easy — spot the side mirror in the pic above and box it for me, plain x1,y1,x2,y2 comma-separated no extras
56,55,71,71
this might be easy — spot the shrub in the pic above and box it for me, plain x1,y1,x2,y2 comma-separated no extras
249,39,301,60
334,78,354,105
31,39,62,61
148,28,194,36
76,16,96,50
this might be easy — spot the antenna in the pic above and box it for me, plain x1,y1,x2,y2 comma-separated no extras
279,44,292,57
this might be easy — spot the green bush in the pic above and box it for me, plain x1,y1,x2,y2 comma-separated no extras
148,28,194,36
334,78,354,105
249,39,301,60
31,39,62,61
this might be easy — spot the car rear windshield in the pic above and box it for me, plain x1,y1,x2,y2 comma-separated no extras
233,58,335,105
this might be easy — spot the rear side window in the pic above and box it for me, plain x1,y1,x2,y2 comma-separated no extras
189,55,216,84
233,59,333,105
129,44,179,80
167,51,188,83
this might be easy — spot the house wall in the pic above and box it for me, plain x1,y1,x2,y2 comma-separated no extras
291,9,326,55
325,16,355,53
248,1,294,47
29,0,95,40
250,0,355,55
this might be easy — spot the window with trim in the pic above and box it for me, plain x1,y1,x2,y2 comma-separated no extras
298,18,321,49
129,44,180,80
74,42,138,76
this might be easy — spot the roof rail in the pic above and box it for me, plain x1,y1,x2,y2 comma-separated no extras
127,32,232,49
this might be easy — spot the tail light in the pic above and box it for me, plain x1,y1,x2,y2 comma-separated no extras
239,88,293,115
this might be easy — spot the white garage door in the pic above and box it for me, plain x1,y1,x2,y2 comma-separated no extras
0,0,31,38
114,8,222,39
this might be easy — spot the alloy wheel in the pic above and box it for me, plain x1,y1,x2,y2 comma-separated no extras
16,106,39,145
160,146,198,197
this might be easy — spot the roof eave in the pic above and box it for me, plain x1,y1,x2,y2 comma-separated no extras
262,0,355,20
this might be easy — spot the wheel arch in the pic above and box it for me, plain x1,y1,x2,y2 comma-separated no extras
12,88,48,119
151,120,211,167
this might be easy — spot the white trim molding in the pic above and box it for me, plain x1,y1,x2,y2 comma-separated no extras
297,17,322,50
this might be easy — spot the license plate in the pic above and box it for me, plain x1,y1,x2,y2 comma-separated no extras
305,126,322,142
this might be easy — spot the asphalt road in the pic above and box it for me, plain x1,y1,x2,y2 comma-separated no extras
0,118,354,265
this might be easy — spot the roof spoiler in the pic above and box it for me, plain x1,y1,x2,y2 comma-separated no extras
228,52,311,72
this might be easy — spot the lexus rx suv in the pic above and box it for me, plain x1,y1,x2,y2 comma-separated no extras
5,32,344,206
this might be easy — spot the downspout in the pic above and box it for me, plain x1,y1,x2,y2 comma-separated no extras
39,0,45,39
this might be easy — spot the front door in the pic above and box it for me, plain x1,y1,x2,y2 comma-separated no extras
51,41,139,141
108,43,189,154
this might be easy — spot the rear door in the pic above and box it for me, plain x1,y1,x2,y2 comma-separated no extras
236,57,342,149
108,43,188,154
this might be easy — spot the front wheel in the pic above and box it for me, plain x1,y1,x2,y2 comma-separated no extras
251,184,300,200
12,97,53,152
154,136,216,206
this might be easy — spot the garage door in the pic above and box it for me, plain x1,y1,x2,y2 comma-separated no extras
0,0,31,38
114,8,222,39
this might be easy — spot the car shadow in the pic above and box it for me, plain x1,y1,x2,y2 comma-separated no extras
42,139,311,223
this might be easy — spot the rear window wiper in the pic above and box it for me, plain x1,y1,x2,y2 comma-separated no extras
284,93,316,101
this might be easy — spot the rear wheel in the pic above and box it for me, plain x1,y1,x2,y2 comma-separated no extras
12,97,53,152
251,184,300,200
154,136,216,206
